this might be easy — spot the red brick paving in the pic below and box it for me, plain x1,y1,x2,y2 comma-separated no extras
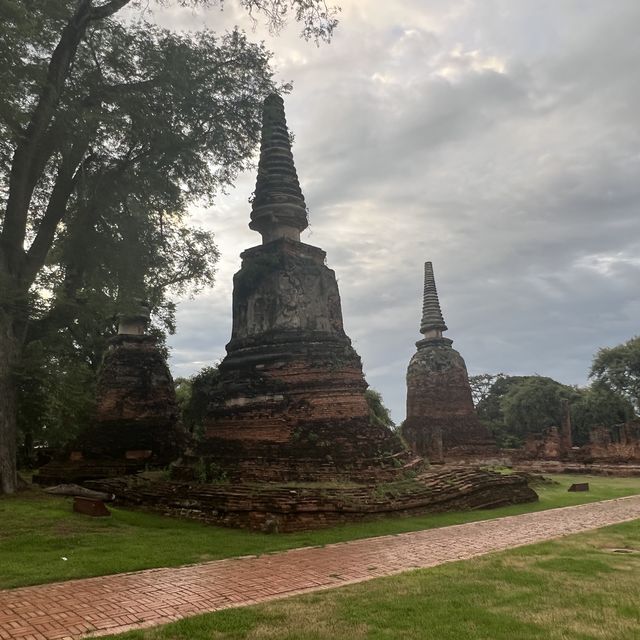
2,496,640,639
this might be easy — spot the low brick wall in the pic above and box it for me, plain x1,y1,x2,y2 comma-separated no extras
88,467,537,532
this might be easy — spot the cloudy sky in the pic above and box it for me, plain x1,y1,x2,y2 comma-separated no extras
150,0,639,422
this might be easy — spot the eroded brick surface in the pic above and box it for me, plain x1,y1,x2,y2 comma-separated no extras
88,467,536,532
403,263,495,462
2,496,639,640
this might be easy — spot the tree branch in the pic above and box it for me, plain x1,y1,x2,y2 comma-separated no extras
23,136,95,284
1,0,94,280
90,0,133,21
0,0,134,283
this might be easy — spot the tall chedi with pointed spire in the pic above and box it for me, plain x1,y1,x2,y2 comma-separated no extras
403,262,495,462
197,94,410,482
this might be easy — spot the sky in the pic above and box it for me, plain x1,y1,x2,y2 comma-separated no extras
148,0,640,422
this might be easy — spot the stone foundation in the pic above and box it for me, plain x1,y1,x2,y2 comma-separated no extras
88,467,538,533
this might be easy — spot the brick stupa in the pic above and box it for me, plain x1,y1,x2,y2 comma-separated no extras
403,263,495,461
36,303,183,485
86,303,182,464
195,94,411,482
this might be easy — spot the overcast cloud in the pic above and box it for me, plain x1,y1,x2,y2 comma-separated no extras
148,0,640,421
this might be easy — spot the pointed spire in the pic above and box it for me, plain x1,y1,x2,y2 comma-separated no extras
420,262,448,336
249,93,308,244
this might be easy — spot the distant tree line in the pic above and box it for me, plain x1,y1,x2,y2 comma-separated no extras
470,335,640,448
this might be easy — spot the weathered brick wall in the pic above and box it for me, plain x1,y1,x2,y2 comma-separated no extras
196,239,411,482
78,335,182,463
516,420,640,464
582,421,640,462
90,467,538,532
404,339,494,460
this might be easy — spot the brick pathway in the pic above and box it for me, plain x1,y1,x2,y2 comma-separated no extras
2,495,640,640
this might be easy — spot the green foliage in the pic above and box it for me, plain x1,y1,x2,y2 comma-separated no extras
570,382,635,445
477,370,637,448
591,336,640,413
476,375,579,447
365,388,394,429
174,377,192,420
0,0,340,492
15,340,96,462
476,375,534,447
500,376,580,442
469,373,504,407
193,459,228,484
180,366,221,439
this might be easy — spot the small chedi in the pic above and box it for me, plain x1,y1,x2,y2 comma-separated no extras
36,303,182,485
87,303,182,464
403,262,495,462
90,95,537,531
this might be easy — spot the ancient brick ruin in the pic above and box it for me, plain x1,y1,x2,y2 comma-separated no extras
90,467,536,532
403,262,495,462
49,94,538,528
86,306,182,463
36,304,182,485
520,418,640,467
182,93,414,483
511,394,640,475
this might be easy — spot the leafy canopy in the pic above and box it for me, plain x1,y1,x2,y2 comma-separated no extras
590,336,640,413
0,0,339,476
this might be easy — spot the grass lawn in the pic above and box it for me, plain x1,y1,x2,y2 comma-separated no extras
105,518,640,640
0,474,638,590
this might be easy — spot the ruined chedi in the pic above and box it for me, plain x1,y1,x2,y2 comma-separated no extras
403,262,494,462
36,302,183,485
196,94,411,482
87,302,182,464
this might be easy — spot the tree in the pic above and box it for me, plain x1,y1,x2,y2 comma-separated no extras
365,388,394,429
476,375,578,448
0,0,339,493
590,336,640,414
570,382,635,446
469,373,504,407
178,365,221,440
475,375,527,445
500,376,580,444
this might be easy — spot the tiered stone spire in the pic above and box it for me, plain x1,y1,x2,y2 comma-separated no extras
196,92,410,484
249,94,308,244
420,262,448,338
404,261,496,461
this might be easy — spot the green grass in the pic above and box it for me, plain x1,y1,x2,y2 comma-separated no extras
0,474,638,590
104,519,640,640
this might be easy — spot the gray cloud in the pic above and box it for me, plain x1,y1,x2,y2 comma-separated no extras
151,1,640,421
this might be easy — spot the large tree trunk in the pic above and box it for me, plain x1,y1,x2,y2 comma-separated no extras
0,313,20,494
